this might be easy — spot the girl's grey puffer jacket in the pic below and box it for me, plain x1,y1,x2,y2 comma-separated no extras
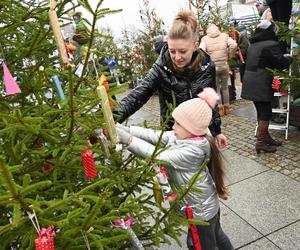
127,126,220,221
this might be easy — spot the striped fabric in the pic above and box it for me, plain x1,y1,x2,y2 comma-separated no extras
234,14,260,24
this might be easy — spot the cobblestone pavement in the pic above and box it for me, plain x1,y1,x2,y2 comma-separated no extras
139,96,300,182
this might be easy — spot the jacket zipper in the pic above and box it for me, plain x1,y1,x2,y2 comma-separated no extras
188,81,192,98
189,89,192,98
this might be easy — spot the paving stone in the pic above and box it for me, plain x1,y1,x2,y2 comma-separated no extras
267,221,300,250
281,169,292,176
285,163,296,171
290,173,299,179
239,238,280,250
220,204,263,249
294,168,300,174
223,171,300,235
223,150,268,185
269,165,282,171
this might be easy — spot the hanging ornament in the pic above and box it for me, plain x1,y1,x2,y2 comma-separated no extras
35,226,56,250
185,204,202,250
42,163,54,173
48,0,68,65
74,63,84,77
27,210,55,250
2,63,21,96
98,74,114,108
81,149,97,180
51,75,65,100
99,74,109,91
95,129,111,162
114,217,145,250
96,85,118,144
155,167,177,202
152,180,163,206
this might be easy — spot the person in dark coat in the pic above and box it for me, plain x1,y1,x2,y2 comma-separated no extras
266,0,292,26
241,20,292,154
114,10,227,148
267,0,292,53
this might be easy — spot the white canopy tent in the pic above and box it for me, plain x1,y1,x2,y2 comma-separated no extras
221,3,260,25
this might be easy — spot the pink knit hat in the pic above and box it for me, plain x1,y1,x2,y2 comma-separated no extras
172,88,219,135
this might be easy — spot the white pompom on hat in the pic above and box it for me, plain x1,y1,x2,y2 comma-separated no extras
172,88,219,136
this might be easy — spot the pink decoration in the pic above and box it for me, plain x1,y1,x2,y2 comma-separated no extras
198,87,219,108
2,63,21,95
35,226,55,250
114,217,136,229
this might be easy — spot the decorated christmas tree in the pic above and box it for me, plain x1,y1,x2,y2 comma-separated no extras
0,1,206,249
117,0,165,88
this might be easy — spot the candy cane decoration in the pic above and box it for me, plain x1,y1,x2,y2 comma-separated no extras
155,166,177,202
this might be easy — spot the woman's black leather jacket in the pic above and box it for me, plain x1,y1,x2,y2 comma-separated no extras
114,44,221,136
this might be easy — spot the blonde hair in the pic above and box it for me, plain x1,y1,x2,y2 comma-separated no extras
168,10,198,41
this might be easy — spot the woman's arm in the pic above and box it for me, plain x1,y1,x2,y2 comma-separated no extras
264,44,291,70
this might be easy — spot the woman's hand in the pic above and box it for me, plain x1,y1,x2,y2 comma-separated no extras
216,133,228,149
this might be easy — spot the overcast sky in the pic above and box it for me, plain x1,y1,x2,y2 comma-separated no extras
82,0,228,38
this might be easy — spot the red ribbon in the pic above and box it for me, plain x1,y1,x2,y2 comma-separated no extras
185,205,202,250
159,166,169,178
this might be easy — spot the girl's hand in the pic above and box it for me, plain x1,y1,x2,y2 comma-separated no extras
117,127,132,145
116,123,130,132
216,133,228,149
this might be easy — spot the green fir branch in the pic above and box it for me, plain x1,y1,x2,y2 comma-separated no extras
0,159,29,211
65,66,75,145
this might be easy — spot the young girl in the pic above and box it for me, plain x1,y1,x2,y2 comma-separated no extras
116,88,233,250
